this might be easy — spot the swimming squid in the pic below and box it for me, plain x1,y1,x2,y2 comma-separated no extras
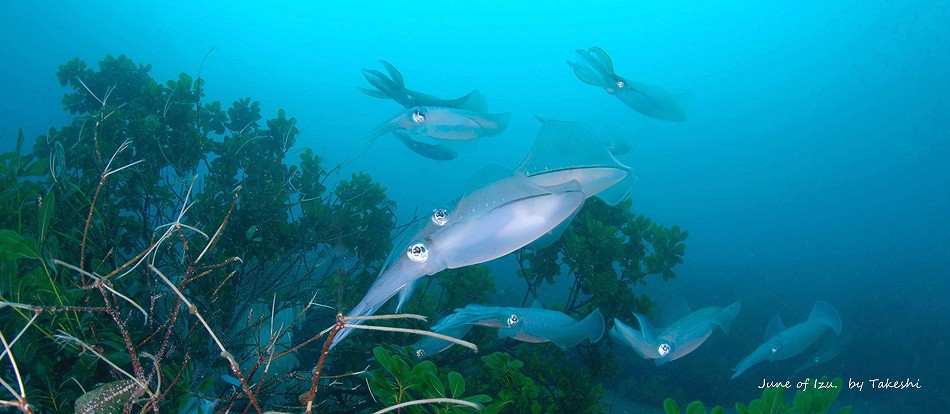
732,301,842,379
410,312,477,358
360,59,488,111
413,302,605,356
367,106,511,144
611,301,741,366
518,119,635,206
568,47,688,122
331,167,587,348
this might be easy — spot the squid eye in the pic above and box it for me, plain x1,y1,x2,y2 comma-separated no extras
406,242,429,262
411,109,426,123
657,343,671,357
770,344,780,354
416,349,426,358
431,208,449,226
615,78,625,88
506,314,519,327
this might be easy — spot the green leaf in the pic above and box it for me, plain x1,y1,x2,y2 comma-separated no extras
390,354,411,383
711,406,725,414
686,401,706,414
7,235,41,260
463,394,491,404
421,371,444,398
833,407,853,414
760,387,786,413
664,398,680,414
23,157,50,177
793,390,813,413
448,371,465,398
373,347,393,375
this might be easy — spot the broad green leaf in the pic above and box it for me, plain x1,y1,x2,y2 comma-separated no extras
793,390,813,413
421,371,444,398
24,157,50,177
663,398,680,414
373,347,393,375
9,236,41,260
463,394,491,404
408,360,437,390
390,354,411,383
448,371,465,398
0,229,23,246
685,400,706,414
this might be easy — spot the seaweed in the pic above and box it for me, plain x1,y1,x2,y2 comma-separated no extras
366,346,491,413
0,54,398,413
663,377,852,414
516,197,688,323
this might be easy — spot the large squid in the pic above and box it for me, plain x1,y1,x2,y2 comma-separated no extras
569,47,688,122
331,167,587,348
611,301,741,366
513,119,637,249
732,301,842,379
360,60,488,111
518,119,635,206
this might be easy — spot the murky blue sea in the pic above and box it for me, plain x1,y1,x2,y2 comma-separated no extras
2,1,947,412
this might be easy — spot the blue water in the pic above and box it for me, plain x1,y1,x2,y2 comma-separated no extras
2,1,947,412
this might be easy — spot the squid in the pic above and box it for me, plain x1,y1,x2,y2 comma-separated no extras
360,59,488,111
413,302,605,357
569,47,688,122
331,167,586,348
367,106,511,144
611,301,741,366
732,301,842,379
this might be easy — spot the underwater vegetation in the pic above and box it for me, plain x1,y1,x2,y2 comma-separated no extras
0,54,400,413
0,52,689,413
662,377,853,414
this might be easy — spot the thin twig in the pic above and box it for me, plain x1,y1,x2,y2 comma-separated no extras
0,330,27,411
79,139,142,272
195,185,241,264
341,324,478,352
344,313,428,322
52,260,148,322
0,312,38,363
371,398,483,414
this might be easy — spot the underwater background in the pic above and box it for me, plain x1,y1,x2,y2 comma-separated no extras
1,1,947,413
